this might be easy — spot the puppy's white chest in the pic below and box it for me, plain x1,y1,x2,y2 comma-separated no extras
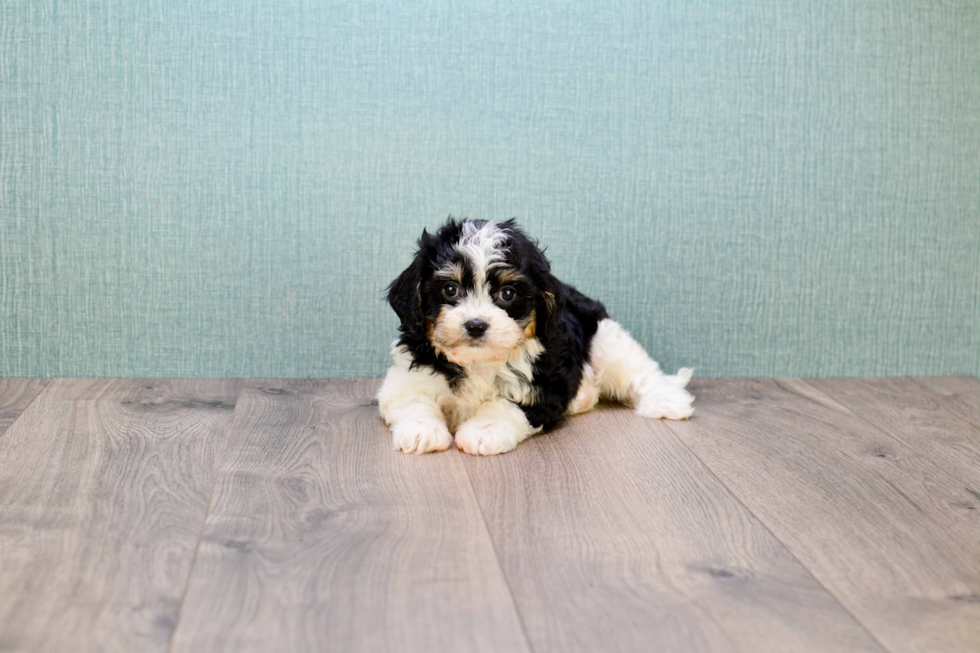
444,363,503,429
439,338,542,431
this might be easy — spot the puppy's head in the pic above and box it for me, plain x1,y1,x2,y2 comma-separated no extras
388,218,560,366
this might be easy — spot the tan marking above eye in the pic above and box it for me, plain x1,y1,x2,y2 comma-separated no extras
496,268,525,284
433,263,464,284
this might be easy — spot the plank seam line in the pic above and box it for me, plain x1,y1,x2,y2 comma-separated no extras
659,417,894,653
458,453,538,653
166,379,247,653
0,378,52,440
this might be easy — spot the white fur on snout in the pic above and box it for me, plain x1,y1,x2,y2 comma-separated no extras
432,294,524,366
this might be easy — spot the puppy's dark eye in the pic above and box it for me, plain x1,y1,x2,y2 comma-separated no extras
497,286,516,304
443,284,459,299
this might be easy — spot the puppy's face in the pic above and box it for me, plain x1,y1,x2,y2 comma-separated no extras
389,220,554,367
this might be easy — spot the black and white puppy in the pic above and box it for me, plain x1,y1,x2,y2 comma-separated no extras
378,218,694,455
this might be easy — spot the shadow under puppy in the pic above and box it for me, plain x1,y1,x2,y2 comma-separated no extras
378,218,694,455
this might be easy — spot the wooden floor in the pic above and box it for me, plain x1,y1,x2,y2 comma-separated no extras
0,378,978,653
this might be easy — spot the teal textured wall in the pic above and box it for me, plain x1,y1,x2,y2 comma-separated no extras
1,2,978,379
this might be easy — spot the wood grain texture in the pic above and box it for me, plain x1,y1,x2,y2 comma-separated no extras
666,378,980,653
0,378,241,653
916,374,980,400
462,405,885,653
169,379,531,653
805,376,980,489
915,377,980,439
0,377,48,436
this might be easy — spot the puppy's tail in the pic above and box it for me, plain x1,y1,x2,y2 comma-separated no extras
672,367,694,389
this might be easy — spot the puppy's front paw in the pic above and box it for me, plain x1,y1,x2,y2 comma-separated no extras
455,418,520,456
636,386,695,420
392,418,453,455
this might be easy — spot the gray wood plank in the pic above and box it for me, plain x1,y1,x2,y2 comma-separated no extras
916,375,980,403
0,378,241,653
913,376,980,456
461,405,886,653
665,378,980,653
0,378,49,436
170,379,531,653
806,376,980,490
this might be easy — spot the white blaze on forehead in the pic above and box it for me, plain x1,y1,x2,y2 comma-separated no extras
456,221,508,293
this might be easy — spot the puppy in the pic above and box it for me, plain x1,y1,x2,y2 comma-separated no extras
378,218,694,455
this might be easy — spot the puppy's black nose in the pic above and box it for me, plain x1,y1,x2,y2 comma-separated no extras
465,319,489,338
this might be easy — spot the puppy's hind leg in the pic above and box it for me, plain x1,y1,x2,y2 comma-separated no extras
588,319,694,420
567,364,602,416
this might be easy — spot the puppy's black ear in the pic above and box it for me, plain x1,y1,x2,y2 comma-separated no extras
387,230,434,338
526,244,564,350
537,271,564,349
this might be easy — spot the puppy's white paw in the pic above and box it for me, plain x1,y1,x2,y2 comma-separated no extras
392,418,453,455
455,418,520,456
636,385,695,420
